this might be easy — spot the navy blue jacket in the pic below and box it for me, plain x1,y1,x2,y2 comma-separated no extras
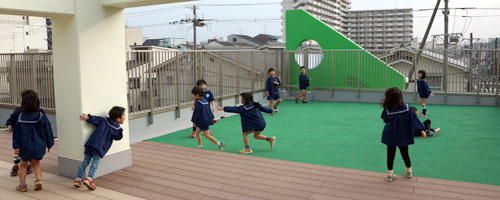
417,79,432,98
6,107,46,127
299,73,310,89
223,103,273,132
381,104,425,146
84,114,123,158
266,76,281,95
204,89,214,102
12,112,54,160
191,98,215,129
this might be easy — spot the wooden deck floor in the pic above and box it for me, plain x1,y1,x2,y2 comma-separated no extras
1,131,500,200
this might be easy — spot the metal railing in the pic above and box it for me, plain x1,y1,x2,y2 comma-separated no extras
0,53,55,112
0,48,498,118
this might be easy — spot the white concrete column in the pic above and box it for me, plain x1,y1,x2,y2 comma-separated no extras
52,0,131,178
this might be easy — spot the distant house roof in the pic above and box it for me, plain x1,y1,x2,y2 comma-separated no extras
254,34,278,43
230,34,266,46
142,39,161,46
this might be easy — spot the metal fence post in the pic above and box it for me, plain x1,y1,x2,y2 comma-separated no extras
357,50,361,99
30,54,38,93
147,52,154,124
496,49,499,105
9,54,17,107
236,52,240,104
476,49,482,105
218,52,223,106
175,52,181,118
251,51,255,94
331,51,335,97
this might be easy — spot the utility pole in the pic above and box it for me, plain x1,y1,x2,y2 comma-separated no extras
443,0,449,96
190,5,198,51
469,33,473,92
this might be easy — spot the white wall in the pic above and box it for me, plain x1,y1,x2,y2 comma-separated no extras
0,14,48,53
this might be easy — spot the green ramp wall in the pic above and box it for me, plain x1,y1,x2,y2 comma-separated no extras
286,9,405,89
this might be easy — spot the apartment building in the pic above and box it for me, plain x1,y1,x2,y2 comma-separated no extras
0,14,48,53
346,8,413,49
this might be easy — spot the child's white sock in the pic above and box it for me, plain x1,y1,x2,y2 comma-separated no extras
217,142,221,146
198,145,203,148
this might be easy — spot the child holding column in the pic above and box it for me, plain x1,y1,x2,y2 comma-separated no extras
74,106,125,190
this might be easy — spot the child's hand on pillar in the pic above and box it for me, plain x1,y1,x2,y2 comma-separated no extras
79,113,89,121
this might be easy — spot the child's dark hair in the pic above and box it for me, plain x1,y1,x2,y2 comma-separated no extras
21,90,38,98
192,86,204,97
21,94,40,113
109,106,125,121
240,92,261,108
410,106,417,112
300,66,306,70
196,79,207,86
382,87,404,110
418,70,426,79
268,68,275,73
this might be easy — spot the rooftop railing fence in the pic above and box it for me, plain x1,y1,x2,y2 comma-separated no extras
0,48,498,118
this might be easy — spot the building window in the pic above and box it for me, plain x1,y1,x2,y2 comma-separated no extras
129,78,140,89
427,75,442,91
232,38,237,42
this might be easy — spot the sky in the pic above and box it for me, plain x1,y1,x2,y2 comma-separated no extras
125,0,500,43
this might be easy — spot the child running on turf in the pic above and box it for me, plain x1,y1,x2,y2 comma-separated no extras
410,106,440,137
74,106,125,190
217,92,278,154
191,79,215,138
381,87,426,182
417,70,434,117
295,66,310,104
265,68,282,110
12,94,54,192
191,86,224,151
6,90,44,177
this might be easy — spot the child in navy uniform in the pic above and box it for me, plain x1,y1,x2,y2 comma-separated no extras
417,70,434,117
266,68,282,110
6,90,44,177
191,79,215,138
381,87,426,182
12,94,54,192
73,106,125,190
295,66,310,104
191,86,224,151
217,92,278,154
410,106,441,137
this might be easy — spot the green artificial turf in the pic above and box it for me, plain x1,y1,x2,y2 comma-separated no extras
150,100,500,186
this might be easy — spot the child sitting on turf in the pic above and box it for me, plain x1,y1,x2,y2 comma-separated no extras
191,86,224,151
417,70,434,117
410,106,440,137
295,66,311,104
265,68,282,110
74,106,125,190
217,92,278,154
381,87,426,182
13,94,54,192
6,90,45,177
191,79,215,138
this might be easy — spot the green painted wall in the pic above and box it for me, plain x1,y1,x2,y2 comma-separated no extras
286,10,405,89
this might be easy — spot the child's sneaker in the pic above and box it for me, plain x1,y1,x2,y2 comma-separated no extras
269,137,276,149
27,165,33,174
74,178,82,187
239,148,253,154
34,180,42,190
302,101,308,104
10,165,18,177
16,184,27,192
406,170,413,179
83,178,96,190
191,131,196,138
295,97,299,104
218,142,224,152
386,172,395,182
273,105,277,109
434,128,440,133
